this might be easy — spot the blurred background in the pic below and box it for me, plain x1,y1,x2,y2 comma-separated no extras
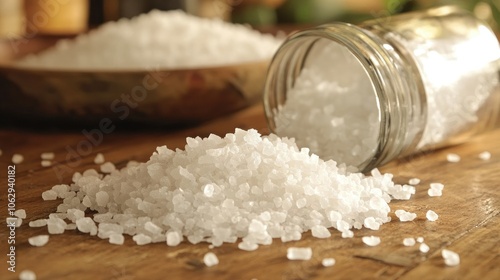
1,0,499,39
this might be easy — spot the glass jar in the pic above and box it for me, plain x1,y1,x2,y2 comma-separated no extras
263,6,500,172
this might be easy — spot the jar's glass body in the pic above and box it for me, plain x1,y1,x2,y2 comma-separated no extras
264,6,500,172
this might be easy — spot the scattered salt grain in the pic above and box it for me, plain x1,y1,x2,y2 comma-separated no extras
287,247,313,260
41,152,55,160
94,153,105,164
76,217,97,234
408,178,421,185
363,217,380,230
166,231,182,246
478,151,491,160
14,209,26,219
446,153,460,163
442,249,460,266
203,252,219,267
403,237,416,246
41,160,52,167
238,241,259,251
42,190,58,200
426,210,439,221
341,230,354,238
109,233,125,245
100,162,116,173
395,210,417,222
19,270,37,280
133,234,152,245
419,243,430,253
428,183,444,197
12,154,24,164
47,217,66,234
362,236,381,247
28,235,49,247
311,225,331,238
416,237,424,243
321,258,336,267
29,219,47,228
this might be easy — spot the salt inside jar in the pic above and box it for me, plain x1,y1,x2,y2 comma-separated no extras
264,6,500,171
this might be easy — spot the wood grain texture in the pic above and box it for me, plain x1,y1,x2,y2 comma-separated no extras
0,104,499,280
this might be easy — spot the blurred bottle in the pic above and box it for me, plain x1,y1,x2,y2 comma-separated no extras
0,0,25,38
24,0,89,35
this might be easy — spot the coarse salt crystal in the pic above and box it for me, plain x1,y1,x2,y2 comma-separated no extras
94,153,105,164
478,151,491,160
41,152,55,160
29,219,47,227
28,235,49,247
109,233,125,245
100,162,116,173
166,231,182,246
446,153,460,163
41,160,52,167
416,237,424,243
322,258,336,267
430,183,444,191
419,243,430,253
442,249,460,266
76,217,96,234
403,237,416,246
12,154,24,164
408,178,421,185
287,247,313,260
14,209,27,219
362,236,381,247
47,217,66,234
238,241,259,251
395,210,417,222
203,252,219,267
42,190,58,200
311,225,331,238
428,188,442,197
363,217,380,230
133,234,152,245
341,230,354,239
426,210,439,221
19,270,37,280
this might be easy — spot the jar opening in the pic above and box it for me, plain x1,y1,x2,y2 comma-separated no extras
264,31,382,170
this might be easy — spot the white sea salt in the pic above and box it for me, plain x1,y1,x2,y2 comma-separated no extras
419,243,430,253
38,129,414,247
28,235,49,247
363,217,380,230
426,210,439,221
478,151,491,160
287,247,313,260
321,258,336,267
395,210,417,222
416,237,424,243
362,236,381,247
41,160,52,167
12,154,24,164
203,252,219,267
133,234,152,245
238,241,259,251
94,153,105,164
100,162,116,173
19,270,37,280
109,233,125,245
47,217,66,234
29,219,47,227
41,152,55,160
402,237,416,246
42,190,58,201
17,10,282,70
446,153,461,163
428,183,444,197
442,249,460,266
166,231,182,246
408,178,421,185
14,209,26,219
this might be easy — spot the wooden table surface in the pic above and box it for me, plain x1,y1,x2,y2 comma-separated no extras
0,104,499,280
